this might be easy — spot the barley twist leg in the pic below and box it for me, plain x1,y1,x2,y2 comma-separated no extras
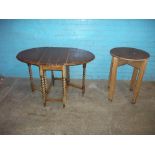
43,72,47,106
40,66,46,107
62,66,67,108
28,64,35,92
82,63,86,96
66,66,70,85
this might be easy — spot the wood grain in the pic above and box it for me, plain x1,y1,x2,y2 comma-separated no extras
16,47,95,66
108,47,150,104
110,47,150,61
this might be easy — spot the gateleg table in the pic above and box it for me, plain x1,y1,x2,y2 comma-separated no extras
16,47,95,107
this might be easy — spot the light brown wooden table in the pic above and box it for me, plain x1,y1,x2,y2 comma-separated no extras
16,47,95,107
108,47,150,104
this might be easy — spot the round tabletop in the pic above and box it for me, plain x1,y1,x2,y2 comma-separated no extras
110,47,150,61
16,47,95,66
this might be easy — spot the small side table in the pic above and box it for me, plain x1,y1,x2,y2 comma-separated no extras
108,47,150,104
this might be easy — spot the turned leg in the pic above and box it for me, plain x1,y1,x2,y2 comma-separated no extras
108,57,118,101
51,70,55,86
66,66,70,85
62,66,67,108
131,60,147,104
27,64,35,92
108,59,113,89
82,63,86,96
130,67,138,91
43,71,48,106
44,71,48,93
39,66,46,107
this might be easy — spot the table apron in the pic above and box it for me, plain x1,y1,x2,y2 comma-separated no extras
41,65,63,71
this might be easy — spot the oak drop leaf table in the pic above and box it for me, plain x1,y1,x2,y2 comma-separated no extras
16,47,95,107
108,47,150,104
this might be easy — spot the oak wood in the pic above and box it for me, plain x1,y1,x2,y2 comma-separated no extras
16,47,95,107
16,47,95,66
27,64,35,92
62,66,67,107
110,47,150,61
108,57,118,101
108,58,113,89
131,60,147,103
82,63,86,96
108,47,150,104
130,67,138,91
66,66,70,85
39,66,46,106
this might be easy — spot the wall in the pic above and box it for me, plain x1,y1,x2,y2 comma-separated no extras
0,19,155,80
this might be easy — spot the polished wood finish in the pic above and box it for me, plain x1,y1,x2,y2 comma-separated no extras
16,47,95,107
110,47,150,61
39,66,46,106
62,66,67,108
108,47,150,104
27,64,35,92
17,47,94,66
66,66,70,85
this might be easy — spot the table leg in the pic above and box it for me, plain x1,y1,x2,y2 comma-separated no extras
131,60,147,104
27,64,35,92
108,57,118,101
66,66,70,85
51,70,55,86
39,66,47,107
82,63,86,96
62,66,67,108
108,58,113,89
130,67,138,91
44,71,48,94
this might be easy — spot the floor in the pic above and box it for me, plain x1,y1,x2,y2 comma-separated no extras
0,77,155,135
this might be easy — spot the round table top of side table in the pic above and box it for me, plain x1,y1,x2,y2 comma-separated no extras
16,47,95,66
110,47,150,61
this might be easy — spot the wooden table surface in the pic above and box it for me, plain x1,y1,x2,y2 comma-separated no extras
16,47,95,66
110,47,150,61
